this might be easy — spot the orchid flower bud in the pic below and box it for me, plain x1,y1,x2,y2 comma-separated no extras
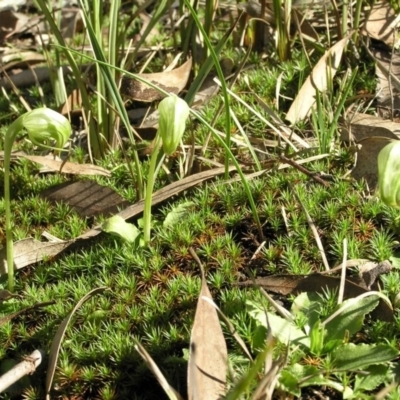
22,107,72,150
378,140,400,208
157,95,190,155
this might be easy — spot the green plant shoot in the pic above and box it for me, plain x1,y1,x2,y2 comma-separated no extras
3,108,71,292
378,140,400,208
143,95,190,244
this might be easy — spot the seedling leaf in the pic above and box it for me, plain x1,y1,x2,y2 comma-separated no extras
247,300,310,348
323,294,380,343
163,201,195,228
102,215,140,243
333,343,398,371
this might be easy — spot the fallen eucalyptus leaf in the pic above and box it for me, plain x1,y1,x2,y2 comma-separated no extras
0,238,73,274
121,58,192,102
342,113,400,142
350,136,394,190
362,1,400,47
188,248,227,400
286,36,349,124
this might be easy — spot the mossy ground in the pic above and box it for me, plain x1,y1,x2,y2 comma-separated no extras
1,149,400,399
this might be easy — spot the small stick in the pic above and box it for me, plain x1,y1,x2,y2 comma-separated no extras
280,156,330,187
0,350,43,393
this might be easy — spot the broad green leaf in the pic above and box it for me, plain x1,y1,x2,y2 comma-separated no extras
247,301,310,348
291,292,320,331
280,364,344,397
163,201,195,228
390,252,400,268
353,365,389,393
102,215,140,243
333,343,398,371
324,295,379,342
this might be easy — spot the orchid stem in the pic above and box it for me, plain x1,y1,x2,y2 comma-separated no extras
143,135,163,244
4,117,25,292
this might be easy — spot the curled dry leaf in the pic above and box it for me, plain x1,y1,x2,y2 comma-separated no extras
40,180,130,218
370,49,400,117
362,1,400,47
121,58,192,102
0,51,46,71
188,249,227,400
7,152,111,176
0,65,73,90
0,238,73,273
342,113,400,142
0,9,30,43
286,36,349,125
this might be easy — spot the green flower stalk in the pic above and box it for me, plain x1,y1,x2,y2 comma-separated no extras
143,96,190,244
378,140,400,208
4,108,71,291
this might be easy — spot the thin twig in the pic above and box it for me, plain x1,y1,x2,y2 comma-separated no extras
280,156,330,187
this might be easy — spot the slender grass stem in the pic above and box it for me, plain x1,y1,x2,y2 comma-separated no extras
183,0,231,179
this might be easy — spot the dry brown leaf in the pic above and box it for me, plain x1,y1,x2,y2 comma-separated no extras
0,51,46,71
188,249,227,400
60,8,83,39
350,136,394,189
237,274,393,322
362,1,400,47
8,152,111,176
357,260,392,289
292,7,319,45
121,58,192,102
0,238,73,273
342,113,400,142
59,88,82,115
0,65,73,89
0,289,21,303
286,36,349,124
0,9,30,43
370,49,400,117
40,180,130,218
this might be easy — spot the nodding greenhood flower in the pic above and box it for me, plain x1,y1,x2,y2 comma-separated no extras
21,107,72,150
378,140,400,208
157,95,190,155
4,107,71,292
